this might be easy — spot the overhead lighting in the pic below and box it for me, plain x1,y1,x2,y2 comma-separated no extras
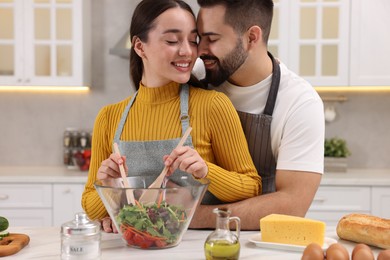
0,86,90,93
315,86,390,93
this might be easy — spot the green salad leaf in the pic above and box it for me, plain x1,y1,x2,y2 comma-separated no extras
116,201,187,244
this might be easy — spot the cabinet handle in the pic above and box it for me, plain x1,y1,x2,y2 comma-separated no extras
25,79,30,83
0,194,9,200
63,189,71,194
17,79,22,83
313,197,326,203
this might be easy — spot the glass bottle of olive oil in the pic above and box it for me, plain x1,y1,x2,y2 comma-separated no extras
204,208,241,260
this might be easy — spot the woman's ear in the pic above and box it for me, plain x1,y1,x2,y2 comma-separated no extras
247,25,262,47
132,36,146,58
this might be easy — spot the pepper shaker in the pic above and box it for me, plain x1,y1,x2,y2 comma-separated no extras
61,212,101,260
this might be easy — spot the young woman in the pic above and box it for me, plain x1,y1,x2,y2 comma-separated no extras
82,0,261,232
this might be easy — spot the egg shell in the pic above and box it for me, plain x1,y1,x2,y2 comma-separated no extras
326,243,349,260
377,249,390,260
301,243,324,260
351,243,374,260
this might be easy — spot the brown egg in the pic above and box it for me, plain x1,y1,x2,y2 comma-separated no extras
351,243,374,260
377,249,390,260
301,243,324,260
326,243,349,260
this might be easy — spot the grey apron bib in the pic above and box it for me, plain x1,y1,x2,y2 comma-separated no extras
113,84,219,204
237,52,281,194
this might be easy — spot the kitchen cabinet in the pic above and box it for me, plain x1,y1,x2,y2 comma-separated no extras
0,183,53,226
0,0,90,87
270,0,390,86
53,183,84,226
0,167,87,227
306,169,390,226
269,0,350,86
372,187,390,218
0,183,84,227
349,0,390,86
306,186,371,226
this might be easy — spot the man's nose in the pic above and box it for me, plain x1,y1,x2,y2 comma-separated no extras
197,38,208,57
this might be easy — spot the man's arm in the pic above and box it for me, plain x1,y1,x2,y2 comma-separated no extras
189,170,322,230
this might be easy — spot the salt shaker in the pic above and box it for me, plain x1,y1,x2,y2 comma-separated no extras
61,212,101,260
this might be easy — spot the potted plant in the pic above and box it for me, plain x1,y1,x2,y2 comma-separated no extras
324,137,351,172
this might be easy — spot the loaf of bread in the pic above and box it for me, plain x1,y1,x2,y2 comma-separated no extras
336,213,390,249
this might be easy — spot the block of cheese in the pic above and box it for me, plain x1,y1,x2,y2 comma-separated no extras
260,214,326,246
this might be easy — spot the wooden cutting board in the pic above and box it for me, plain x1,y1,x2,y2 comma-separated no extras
0,233,30,257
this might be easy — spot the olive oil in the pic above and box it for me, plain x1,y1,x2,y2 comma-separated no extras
204,208,241,260
204,240,240,260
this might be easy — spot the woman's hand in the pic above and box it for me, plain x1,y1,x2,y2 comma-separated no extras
163,146,208,179
97,153,128,185
101,216,118,233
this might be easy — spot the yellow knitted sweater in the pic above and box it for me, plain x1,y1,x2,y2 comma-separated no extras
82,82,261,220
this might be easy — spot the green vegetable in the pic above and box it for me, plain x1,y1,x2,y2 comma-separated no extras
0,216,9,232
0,231,9,238
116,201,187,247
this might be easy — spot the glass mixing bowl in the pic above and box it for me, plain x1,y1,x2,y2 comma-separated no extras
95,175,209,249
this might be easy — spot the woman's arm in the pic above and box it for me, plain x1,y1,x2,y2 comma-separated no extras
205,92,261,201
81,107,113,221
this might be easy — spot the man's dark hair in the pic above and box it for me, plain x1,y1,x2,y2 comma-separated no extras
197,0,274,43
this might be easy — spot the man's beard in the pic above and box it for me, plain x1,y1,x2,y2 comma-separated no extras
202,39,248,86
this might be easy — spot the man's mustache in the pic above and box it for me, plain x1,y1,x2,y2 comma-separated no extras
199,55,218,62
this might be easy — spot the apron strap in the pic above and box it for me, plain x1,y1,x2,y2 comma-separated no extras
113,92,138,144
263,52,281,116
179,84,191,135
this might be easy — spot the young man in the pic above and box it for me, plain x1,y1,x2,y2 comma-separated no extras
191,0,325,230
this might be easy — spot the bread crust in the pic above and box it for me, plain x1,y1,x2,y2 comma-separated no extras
336,213,390,249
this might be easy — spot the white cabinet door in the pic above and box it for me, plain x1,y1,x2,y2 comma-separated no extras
270,0,350,86
53,183,84,226
2,209,52,227
289,0,350,86
350,0,390,86
0,183,52,227
307,185,371,225
0,0,90,87
0,0,24,85
0,183,52,208
372,187,390,218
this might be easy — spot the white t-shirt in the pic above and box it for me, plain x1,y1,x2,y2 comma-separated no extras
196,60,324,174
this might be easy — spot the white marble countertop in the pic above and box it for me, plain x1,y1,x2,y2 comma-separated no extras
2,227,384,260
320,168,390,186
0,166,87,183
1,166,389,186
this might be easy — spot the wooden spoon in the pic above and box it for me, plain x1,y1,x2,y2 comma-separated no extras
139,127,192,203
113,142,136,205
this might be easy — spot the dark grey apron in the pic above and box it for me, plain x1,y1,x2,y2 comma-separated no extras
237,52,281,194
113,84,219,204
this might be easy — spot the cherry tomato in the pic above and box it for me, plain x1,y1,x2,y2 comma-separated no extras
122,229,133,242
155,239,168,248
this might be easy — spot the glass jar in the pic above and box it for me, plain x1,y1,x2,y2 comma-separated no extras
204,208,241,260
61,212,101,260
